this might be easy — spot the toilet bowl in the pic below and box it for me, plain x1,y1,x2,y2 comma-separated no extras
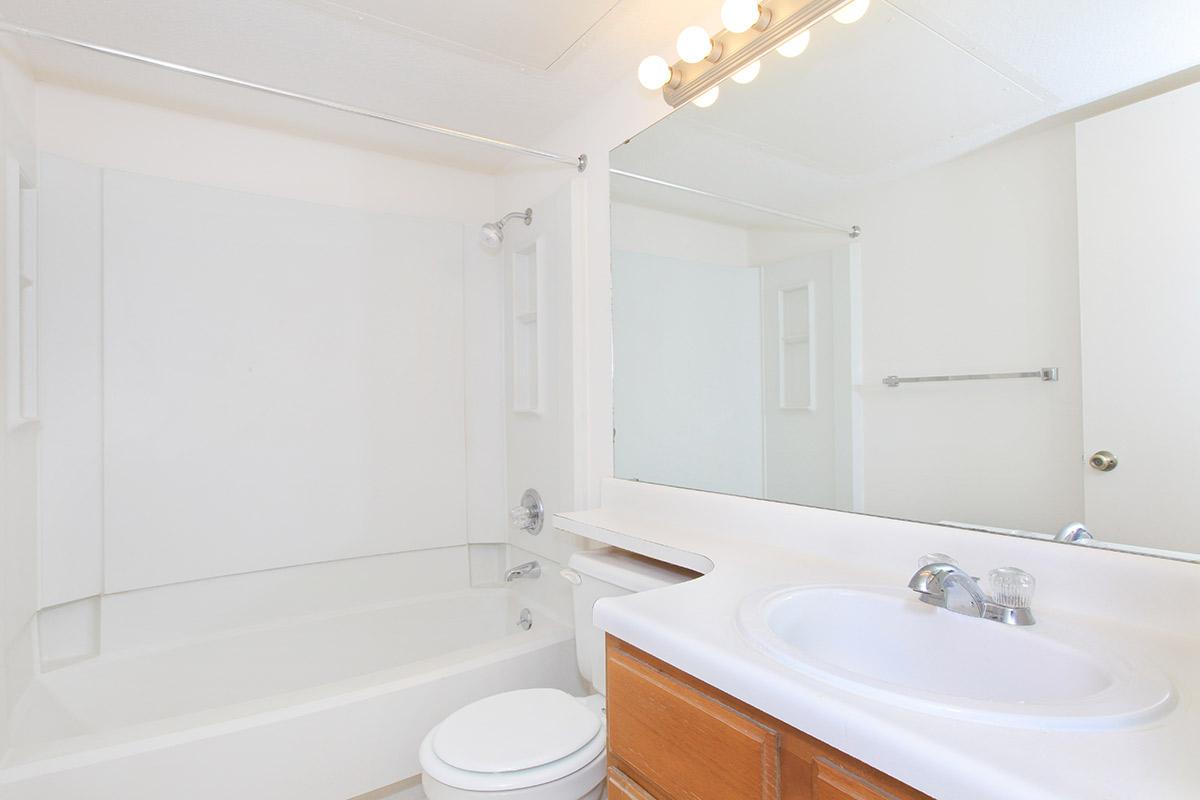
418,548,695,799
420,690,606,800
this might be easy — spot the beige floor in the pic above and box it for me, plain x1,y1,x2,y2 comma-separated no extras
350,775,425,800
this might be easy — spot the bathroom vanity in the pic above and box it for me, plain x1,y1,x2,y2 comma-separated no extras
605,636,930,800
556,479,1200,800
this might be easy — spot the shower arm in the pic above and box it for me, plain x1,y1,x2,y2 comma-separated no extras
498,211,531,226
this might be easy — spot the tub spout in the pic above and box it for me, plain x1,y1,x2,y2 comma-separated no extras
505,561,541,582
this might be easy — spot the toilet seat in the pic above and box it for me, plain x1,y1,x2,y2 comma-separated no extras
420,690,606,792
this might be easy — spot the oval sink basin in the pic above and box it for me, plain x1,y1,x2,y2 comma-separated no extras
737,585,1174,730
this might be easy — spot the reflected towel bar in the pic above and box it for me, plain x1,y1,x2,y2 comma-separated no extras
883,367,1058,388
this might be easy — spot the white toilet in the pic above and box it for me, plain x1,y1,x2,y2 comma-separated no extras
419,548,693,800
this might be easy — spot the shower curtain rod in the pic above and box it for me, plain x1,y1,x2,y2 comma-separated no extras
0,21,588,172
610,168,859,237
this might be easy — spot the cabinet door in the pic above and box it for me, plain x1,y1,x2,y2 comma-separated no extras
606,648,781,800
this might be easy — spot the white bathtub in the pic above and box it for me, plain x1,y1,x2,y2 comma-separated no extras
0,588,582,799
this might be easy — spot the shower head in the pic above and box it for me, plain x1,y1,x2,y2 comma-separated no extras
479,208,532,248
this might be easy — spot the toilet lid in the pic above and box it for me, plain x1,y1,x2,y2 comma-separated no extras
432,688,602,773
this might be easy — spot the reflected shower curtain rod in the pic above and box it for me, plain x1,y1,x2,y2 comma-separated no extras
0,21,588,172
610,168,860,237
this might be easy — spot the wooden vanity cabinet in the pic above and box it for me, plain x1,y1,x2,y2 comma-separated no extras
605,636,932,800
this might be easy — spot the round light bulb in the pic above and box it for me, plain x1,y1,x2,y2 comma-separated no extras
833,0,870,24
720,0,761,34
637,55,672,90
691,85,720,108
676,26,714,64
732,60,761,84
775,29,810,58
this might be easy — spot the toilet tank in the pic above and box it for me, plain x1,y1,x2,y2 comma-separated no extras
566,548,697,695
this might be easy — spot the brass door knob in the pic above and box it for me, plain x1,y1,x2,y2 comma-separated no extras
1089,450,1118,472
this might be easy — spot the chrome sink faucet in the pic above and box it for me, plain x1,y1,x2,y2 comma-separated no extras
908,555,1035,626
505,560,541,582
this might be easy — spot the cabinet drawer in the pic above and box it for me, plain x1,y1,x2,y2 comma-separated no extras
783,732,931,800
812,758,901,800
609,767,659,800
607,648,781,800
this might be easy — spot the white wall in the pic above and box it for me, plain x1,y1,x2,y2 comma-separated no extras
612,249,763,497
32,86,507,626
35,86,496,222
610,202,762,497
610,202,750,268
607,123,1085,535
835,125,1084,533
0,37,38,756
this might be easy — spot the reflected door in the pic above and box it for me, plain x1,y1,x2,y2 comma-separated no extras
1077,82,1200,552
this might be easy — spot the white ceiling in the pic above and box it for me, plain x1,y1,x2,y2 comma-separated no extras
613,0,1200,219
674,6,1046,178
4,0,1200,180
0,0,715,172
292,0,626,70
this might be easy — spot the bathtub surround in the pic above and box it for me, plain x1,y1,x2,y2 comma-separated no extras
0,40,37,761
0,75,587,791
500,178,595,575
35,87,506,601
103,169,464,589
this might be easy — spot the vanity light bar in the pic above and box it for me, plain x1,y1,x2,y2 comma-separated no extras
663,0,858,108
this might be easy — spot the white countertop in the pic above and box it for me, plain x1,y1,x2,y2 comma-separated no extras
556,480,1200,800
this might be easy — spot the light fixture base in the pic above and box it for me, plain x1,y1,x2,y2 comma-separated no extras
663,0,857,108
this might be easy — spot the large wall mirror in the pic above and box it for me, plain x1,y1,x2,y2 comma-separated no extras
610,1,1200,562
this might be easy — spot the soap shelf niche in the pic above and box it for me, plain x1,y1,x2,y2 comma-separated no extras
511,239,543,414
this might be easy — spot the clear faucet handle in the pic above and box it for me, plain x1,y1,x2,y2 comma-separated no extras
509,505,534,530
918,553,959,568
988,567,1035,608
